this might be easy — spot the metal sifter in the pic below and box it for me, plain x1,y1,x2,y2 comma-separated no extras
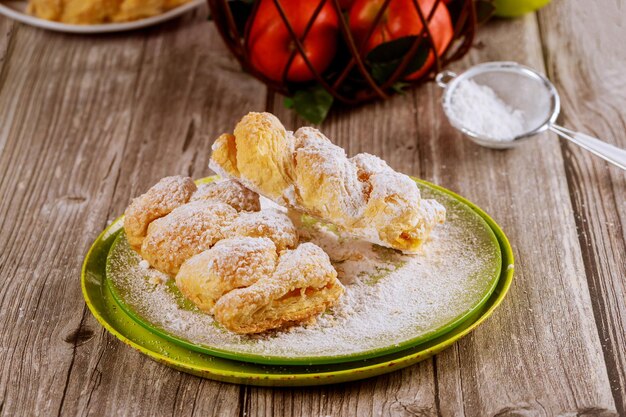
435,61,626,170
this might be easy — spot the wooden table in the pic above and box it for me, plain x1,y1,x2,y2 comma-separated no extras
1,1,625,416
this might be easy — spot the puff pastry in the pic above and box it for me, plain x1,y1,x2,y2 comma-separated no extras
140,201,237,276
124,177,260,252
124,176,197,251
225,208,298,253
190,179,260,212
124,177,298,275
176,237,278,313
206,242,344,334
210,112,446,253
27,0,191,24
125,175,342,334
141,205,300,276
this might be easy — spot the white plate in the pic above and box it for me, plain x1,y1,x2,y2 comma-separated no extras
0,0,205,33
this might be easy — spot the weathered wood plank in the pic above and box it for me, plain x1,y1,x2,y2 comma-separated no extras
537,0,626,414
0,18,16,154
430,14,617,417
0,13,15,82
58,7,267,417
0,15,15,69
0,1,624,415
0,7,262,417
0,21,149,417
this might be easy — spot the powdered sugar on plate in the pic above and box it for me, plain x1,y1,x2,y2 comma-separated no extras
106,187,501,361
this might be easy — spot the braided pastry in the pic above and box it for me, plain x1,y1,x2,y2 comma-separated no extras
124,176,260,252
175,237,278,314
124,176,343,334
140,201,238,276
178,240,344,334
209,112,446,253
225,208,299,252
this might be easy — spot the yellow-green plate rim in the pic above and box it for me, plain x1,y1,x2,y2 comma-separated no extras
81,177,514,385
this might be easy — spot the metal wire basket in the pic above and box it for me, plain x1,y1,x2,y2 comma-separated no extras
208,0,486,107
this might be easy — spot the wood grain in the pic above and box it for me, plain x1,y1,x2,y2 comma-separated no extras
0,23,150,417
0,6,255,417
430,14,617,417
0,1,624,416
537,0,626,414
58,8,266,417
0,16,16,154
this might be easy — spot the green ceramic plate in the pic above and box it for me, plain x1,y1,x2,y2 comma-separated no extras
105,178,502,366
82,179,514,386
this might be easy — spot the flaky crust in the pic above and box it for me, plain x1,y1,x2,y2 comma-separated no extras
293,127,366,225
232,112,295,200
191,180,260,212
125,177,297,275
209,112,446,253
225,208,298,253
351,153,446,250
213,243,344,334
176,237,277,313
124,175,343,334
123,176,197,251
140,201,237,275
27,0,192,24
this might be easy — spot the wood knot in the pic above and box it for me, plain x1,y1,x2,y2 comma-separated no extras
493,405,617,417
575,407,618,417
59,195,88,204
389,401,436,417
493,405,541,417
64,326,95,347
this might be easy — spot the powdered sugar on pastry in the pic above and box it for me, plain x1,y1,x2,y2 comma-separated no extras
108,187,499,357
140,201,237,275
176,237,278,313
124,177,260,253
191,179,260,212
123,175,341,334
213,242,344,334
352,153,445,247
225,208,298,253
176,235,342,334
293,127,367,224
126,177,278,275
124,176,197,250
209,112,445,253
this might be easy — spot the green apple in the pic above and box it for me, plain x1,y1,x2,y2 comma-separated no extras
493,0,552,17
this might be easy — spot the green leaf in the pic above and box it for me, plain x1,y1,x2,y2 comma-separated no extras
475,0,496,24
283,97,294,109
391,82,410,94
366,36,429,84
367,36,420,63
370,61,403,85
287,85,334,125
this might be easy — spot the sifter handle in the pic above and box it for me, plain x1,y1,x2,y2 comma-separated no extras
550,125,626,170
